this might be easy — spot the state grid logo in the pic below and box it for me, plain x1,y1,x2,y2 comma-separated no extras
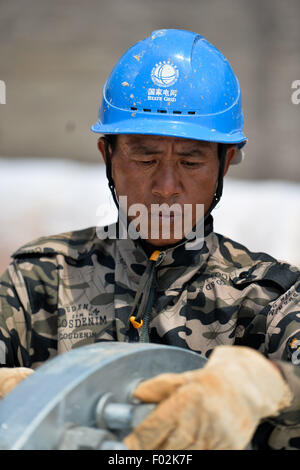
151,61,179,88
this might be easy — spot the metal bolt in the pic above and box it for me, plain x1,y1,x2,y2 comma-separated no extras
95,392,115,428
103,402,135,430
95,393,156,432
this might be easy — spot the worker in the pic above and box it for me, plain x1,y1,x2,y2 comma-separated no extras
0,29,299,450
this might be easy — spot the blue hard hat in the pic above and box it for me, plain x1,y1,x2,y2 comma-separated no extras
91,29,247,152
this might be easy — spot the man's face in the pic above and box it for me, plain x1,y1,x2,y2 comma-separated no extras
98,134,235,248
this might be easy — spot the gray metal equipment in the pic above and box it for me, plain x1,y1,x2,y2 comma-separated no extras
0,342,207,450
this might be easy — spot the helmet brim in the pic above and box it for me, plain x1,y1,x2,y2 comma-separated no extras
91,116,247,147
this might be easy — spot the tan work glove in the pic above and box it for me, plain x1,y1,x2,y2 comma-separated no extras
0,367,34,399
124,346,292,450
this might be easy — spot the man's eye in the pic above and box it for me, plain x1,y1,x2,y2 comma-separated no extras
181,160,199,167
139,160,155,165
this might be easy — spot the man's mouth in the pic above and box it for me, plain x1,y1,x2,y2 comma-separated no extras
150,210,182,219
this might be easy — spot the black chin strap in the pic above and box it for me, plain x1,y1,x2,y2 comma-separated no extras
104,138,119,210
104,139,227,221
204,143,227,222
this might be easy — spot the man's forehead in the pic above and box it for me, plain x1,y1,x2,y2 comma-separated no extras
118,134,215,149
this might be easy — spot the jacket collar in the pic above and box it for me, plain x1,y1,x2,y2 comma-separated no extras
116,215,215,292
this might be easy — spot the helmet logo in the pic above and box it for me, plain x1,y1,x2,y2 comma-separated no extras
151,61,179,88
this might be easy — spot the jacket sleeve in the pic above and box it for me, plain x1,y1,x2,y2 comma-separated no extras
0,256,59,368
255,276,300,449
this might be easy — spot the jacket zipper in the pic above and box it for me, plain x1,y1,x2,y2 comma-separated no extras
140,251,165,343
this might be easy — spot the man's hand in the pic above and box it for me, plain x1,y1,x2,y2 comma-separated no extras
0,367,34,399
124,346,292,450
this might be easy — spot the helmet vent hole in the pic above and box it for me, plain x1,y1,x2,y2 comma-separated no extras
130,107,196,115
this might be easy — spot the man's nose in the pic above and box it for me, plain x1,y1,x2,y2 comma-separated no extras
151,164,182,199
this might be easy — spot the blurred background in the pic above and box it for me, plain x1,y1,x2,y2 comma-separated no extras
0,0,299,272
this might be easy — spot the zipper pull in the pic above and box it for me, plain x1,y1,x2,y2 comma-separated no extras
151,250,166,267
129,316,143,329
149,250,161,262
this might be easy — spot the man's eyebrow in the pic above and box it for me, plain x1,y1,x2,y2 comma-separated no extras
125,142,212,155
176,148,209,156
127,143,163,153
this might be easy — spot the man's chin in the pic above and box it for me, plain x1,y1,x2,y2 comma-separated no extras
139,236,185,250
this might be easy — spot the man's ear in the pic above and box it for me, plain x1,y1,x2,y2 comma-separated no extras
97,137,107,164
223,145,237,176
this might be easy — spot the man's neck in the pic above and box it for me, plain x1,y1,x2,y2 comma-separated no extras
139,239,186,257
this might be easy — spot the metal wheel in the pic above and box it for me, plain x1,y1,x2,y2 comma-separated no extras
0,342,206,450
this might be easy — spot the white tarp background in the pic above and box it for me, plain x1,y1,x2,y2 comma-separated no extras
0,158,299,273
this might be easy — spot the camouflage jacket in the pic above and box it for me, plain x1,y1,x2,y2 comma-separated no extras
0,216,300,449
